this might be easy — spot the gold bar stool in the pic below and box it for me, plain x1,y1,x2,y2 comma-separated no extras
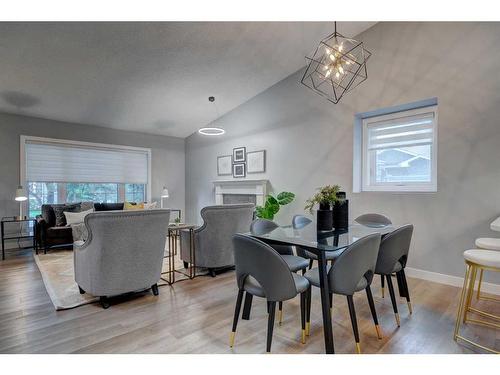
453,249,500,354
474,237,500,302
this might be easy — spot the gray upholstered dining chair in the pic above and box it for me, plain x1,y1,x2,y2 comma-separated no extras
293,215,339,269
355,213,393,298
304,233,382,353
374,224,414,327
230,234,310,353
74,209,171,309
250,218,309,324
354,213,392,227
180,203,255,277
250,219,309,273
292,214,313,229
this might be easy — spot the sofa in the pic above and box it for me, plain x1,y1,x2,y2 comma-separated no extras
74,209,171,308
179,203,255,277
36,202,125,253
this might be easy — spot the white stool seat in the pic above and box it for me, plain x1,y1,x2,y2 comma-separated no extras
463,249,500,268
475,237,500,250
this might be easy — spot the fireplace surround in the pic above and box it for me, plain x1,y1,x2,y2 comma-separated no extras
213,179,268,206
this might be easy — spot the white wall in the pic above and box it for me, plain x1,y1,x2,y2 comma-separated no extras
185,22,500,283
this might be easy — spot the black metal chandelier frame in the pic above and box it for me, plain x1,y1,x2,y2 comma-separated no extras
301,22,372,104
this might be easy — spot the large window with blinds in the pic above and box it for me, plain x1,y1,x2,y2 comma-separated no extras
361,105,438,192
22,137,150,217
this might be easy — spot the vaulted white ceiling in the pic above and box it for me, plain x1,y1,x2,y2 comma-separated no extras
0,22,375,138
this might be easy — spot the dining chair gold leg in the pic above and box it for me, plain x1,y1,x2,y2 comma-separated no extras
386,274,400,327
346,295,361,354
305,287,311,336
230,289,244,348
355,342,361,354
476,269,483,300
300,292,306,344
365,285,382,339
454,264,471,340
395,313,400,327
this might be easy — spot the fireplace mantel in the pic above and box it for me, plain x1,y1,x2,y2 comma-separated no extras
213,179,269,206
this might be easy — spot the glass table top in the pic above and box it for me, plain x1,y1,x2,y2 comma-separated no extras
248,222,397,253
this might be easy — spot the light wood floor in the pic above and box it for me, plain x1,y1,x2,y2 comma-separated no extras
0,248,498,354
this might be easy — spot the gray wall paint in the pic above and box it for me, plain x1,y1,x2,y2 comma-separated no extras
185,22,500,282
0,112,185,238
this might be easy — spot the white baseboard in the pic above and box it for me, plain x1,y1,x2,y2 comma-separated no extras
405,267,500,296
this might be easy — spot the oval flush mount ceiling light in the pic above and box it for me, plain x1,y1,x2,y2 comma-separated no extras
198,127,225,136
198,96,225,136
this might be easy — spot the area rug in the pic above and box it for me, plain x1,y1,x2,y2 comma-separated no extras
34,250,171,310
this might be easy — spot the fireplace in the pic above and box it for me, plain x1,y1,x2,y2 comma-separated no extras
213,179,269,206
223,194,257,205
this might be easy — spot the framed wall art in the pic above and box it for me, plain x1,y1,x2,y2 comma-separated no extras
232,163,246,178
232,147,246,163
217,155,232,176
247,150,266,173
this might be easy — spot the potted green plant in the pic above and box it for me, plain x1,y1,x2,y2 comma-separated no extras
255,191,295,221
304,185,342,231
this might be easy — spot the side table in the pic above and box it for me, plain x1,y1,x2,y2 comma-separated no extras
162,224,197,284
1,216,37,261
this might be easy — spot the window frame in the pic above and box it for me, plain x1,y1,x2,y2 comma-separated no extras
360,104,438,193
20,135,151,217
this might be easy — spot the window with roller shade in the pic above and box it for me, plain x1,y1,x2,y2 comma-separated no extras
23,137,150,217
361,105,438,192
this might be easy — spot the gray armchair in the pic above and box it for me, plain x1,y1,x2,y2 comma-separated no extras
180,204,254,277
74,209,171,308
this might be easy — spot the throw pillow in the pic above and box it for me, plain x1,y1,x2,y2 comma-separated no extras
144,201,157,210
71,222,89,242
64,208,94,226
80,201,94,212
54,203,80,227
124,202,145,210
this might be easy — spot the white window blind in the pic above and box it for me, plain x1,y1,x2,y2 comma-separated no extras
25,140,149,184
360,104,438,192
366,111,435,151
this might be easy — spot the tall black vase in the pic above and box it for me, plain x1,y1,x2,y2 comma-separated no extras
333,192,349,230
317,202,333,231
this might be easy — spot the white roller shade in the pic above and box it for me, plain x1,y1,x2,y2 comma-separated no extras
366,111,435,151
25,140,149,184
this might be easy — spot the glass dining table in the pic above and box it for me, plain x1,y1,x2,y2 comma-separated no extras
247,220,397,354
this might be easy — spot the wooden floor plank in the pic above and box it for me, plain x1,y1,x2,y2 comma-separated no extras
0,250,498,354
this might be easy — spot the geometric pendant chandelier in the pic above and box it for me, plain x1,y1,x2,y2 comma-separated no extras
301,22,371,104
